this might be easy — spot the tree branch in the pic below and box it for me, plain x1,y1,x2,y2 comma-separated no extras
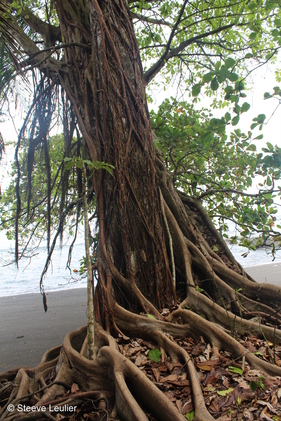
131,11,171,27
144,22,234,84
19,6,61,45
198,187,279,200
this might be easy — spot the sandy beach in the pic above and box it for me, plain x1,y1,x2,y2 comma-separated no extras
0,263,280,373
244,262,281,286
0,288,87,373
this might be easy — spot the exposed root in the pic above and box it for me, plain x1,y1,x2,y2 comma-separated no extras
1,296,281,421
172,308,281,377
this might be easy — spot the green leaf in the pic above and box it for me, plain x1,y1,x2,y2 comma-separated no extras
196,285,204,293
249,32,257,40
249,380,260,392
228,73,239,82
228,366,243,376
185,410,195,421
257,114,266,124
146,314,156,320
225,58,236,69
247,144,256,151
241,102,250,113
217,388,234,396
192,83,201,96
148,348,162,363
211,77,219,91
232,115,240,126
264,92,271,99
203,72,214,83
225,112,231,122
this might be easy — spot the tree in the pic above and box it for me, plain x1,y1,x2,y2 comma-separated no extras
1,1,281,420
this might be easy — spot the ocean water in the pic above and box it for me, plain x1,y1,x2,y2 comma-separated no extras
0,241,87,297
0,235,280,298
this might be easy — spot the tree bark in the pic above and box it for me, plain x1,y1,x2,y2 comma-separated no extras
56,0,174,315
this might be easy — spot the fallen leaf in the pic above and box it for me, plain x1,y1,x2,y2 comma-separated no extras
160,373,178,383
260,406,274,421
181,400,193,415
242,409,254,420
176,400,182,411
71,383,79,394
257,400,277,414
196,363,212,371
135,355,147,366
152,367,160,382
217,388,234,396
228,365,243,376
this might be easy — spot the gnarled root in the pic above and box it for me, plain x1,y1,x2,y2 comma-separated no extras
1,298,281,420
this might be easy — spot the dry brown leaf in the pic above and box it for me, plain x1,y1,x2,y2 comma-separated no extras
169,379,191,387
222,376,230,388
160,373,178,383
166,361,182,372
152,367,160,382
270,390,278,406
257,400,277,414
208,396,220,413
260,406,274,421
135,354,147,366
198,364,212,371
181,399,193,415
243,409,254,420
236,379,251,389
71,383,79,394
158,364,168,373
163,391,176,401
128,346,143,356
175,399,182,411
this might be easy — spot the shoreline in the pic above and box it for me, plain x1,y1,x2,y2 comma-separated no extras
0,263,280,373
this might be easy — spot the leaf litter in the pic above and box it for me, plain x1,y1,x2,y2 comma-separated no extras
116,332,281,420
5,330,280,420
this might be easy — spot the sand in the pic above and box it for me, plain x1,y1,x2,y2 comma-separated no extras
0,288,87,373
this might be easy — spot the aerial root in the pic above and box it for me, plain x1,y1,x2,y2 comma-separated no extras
179,279,281,344
210,258,281,308
172,308,281,377
115,303,281,376
98,346,186,421
147,329,215,421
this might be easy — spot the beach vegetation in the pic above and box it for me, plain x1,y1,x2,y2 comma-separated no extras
1,0,281,420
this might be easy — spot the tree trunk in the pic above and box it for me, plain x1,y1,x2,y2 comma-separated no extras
57,0,174,315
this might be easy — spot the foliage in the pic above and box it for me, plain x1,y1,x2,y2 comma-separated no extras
151,96,281,251
64,156,114,175
131,0,281,87
1,135,64,242
0,134,95,255
249,377,265,393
